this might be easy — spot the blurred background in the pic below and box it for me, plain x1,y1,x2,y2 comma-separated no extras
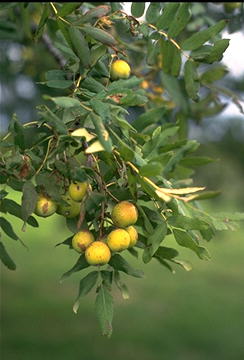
1,3,244,360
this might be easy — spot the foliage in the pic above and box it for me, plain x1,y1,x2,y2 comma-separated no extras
0,2,244,336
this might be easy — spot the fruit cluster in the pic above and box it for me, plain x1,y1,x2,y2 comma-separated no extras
34,182,138,266
83,200,138,265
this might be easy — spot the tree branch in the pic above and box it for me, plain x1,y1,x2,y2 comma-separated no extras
41,32,67,69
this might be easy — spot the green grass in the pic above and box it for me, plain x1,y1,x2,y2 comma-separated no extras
2,200,244,360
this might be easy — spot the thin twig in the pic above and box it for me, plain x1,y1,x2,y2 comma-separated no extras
42,33,67,69
147,23,192,61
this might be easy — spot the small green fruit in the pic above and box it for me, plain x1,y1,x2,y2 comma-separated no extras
56,194,81,218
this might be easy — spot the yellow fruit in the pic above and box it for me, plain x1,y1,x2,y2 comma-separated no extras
68,182,88,202
110,59,131,80
72,230,94,253
111,201,138,228
126,226,138,248
153,85,164,94
85,241,111,265
140,80,150,89
106,228,131,252
56,194,81,218
35,195,57,217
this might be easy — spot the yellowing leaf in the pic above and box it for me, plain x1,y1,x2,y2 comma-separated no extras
85,140,105,154
159,186,205,195
156,186,205,203
155,190,171,202
71,128,95,141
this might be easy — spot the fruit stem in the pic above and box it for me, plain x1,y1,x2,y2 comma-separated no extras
35,137,53,175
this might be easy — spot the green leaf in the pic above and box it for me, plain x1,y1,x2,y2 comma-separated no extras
90,99,110,118
160,72,188,113
101,270,113,289
60,254,89,282
57,18,73,49
42,107,68,135
82,77,105,93
90,44,107,67
89,113,113,153
190,45,213,61
127,247,139,259
163,140,199,175
0,190,8,200
131,2,145,18
215,212,244,222
173,228,210,260
201,65,228,84
168,3,191,37
35,172,63,202
78,5,111,24
205,39,230,64
160,40,182,77
109,254,144,278
55,235,73,248
146,2,161,24
180,156,215,167
127,168,137,199
137,205,154,234
95,284,113,337
47,96,81,108
68,26,90,67
182,20,227,50
0,241,16,270
34,3,50,40
133,107,166,131
156,3,180,30
120,90,148,107
0,3,18,10
73,271,99,314
44,80,73,89
168,215,210,231
114,271,130,300
109,128,134,162
81,25,116,46
0,199,38,227
190,191,222,201
85,192,106,213
21,181,38,229
184,60,200,101
45,69,67,81
108,76,142,92
114,116,136,133
58,2,81,17
147,39,160,66
0,217,19,240
155,257,175,273
171,259,192,271
139,162,163,177
154,246,179,260
143,222,168,263
12,117,25,150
